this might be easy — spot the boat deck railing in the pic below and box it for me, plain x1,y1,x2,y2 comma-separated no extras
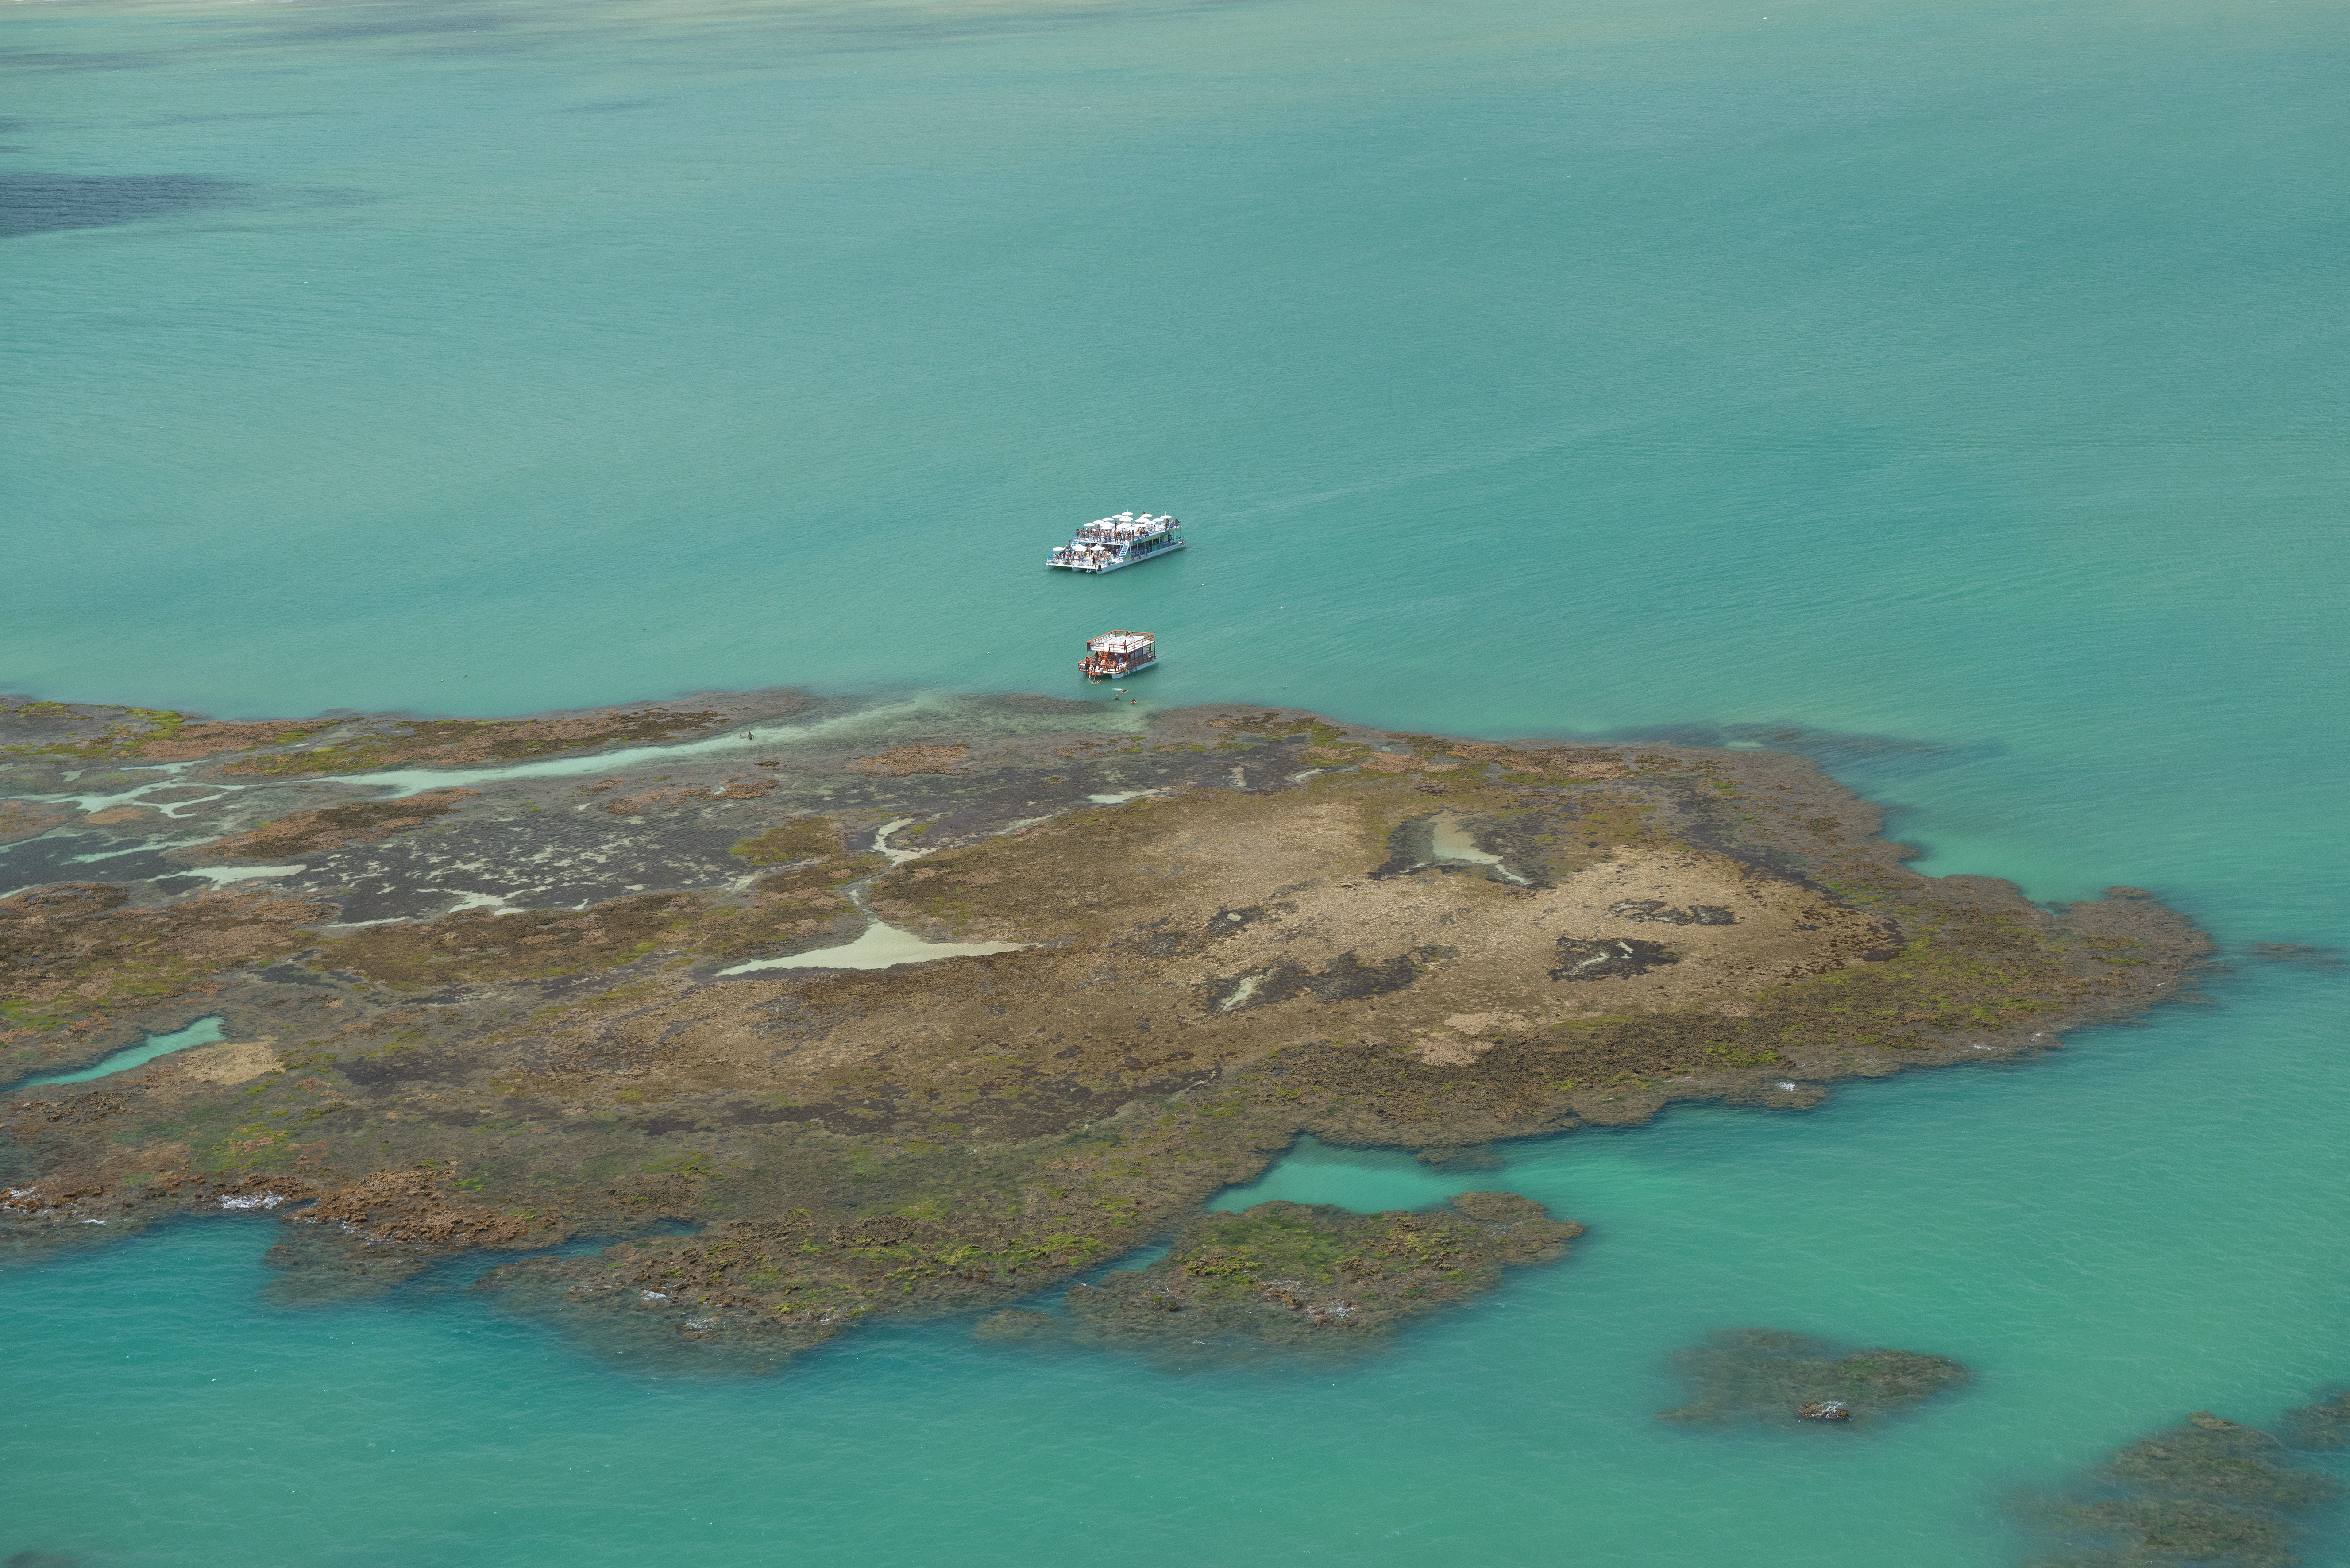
1051,537,1180,566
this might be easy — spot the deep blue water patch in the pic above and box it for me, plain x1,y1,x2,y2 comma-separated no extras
0,170,250,238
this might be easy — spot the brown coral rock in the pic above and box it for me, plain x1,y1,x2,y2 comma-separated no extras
192,790,476,859
0,801,71,841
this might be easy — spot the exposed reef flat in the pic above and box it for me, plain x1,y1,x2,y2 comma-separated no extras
0,690,2208,1367
1659,1328,1970,1426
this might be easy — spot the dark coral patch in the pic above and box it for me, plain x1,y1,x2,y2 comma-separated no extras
1550,936,1679,981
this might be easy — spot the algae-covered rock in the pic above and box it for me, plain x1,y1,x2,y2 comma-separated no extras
1658,1328,1968,1425
2021,1411,2342,1568
1060,1193,1578,1359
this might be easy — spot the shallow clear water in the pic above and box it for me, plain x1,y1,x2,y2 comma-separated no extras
5,0,2348,1560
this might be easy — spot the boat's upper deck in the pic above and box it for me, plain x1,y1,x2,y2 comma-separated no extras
1050,512,1185,569
1066,511,1178,544
1086,632,1154,656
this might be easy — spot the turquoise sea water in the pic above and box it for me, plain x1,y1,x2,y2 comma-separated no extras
6,0,2349,1560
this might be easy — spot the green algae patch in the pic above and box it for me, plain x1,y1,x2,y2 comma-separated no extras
730,818,840,866
1049,1192,1579,1358
1659,1328,1969,1426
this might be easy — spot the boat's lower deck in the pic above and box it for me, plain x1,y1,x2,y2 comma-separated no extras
1048,539,1187,571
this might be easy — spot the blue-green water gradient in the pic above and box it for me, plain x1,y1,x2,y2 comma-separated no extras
5,0,2348,1560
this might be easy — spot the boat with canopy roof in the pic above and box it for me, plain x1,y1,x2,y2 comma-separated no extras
1048,512,1186,573
1081,630,1158,679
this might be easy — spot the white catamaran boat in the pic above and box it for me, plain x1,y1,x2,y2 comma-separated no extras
1047,512,1186,573
1082,630,1158,679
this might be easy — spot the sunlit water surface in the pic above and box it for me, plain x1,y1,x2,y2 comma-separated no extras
5,0,2347,1560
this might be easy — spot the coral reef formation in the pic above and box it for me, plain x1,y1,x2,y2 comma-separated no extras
0,692,2209,1368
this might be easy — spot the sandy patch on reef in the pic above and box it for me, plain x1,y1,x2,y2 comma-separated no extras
177,1038,280,1085
1129,838,1894,1032
521,788,1896,1109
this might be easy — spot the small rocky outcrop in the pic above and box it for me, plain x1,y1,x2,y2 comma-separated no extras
1658,1328,1968,1426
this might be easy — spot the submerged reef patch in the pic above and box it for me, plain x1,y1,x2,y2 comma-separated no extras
2246,944,2343,970
2017,1410,2342,1567
2279,1388,2350,1450
0,170,250,238
1658,1328,1969,1426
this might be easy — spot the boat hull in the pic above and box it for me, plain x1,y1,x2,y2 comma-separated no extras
1047,540,1187,572
1082,657,1158,678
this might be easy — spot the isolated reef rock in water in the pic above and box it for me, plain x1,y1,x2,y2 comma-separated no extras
2017,1410,2342,1568
1014,1193,1580,1360
0,692,2209,1368
1658,1329,1969,1426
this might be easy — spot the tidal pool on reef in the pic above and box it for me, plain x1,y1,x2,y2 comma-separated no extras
716,917,1029,973
12,1015,224,1089
1427,817,1526,882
